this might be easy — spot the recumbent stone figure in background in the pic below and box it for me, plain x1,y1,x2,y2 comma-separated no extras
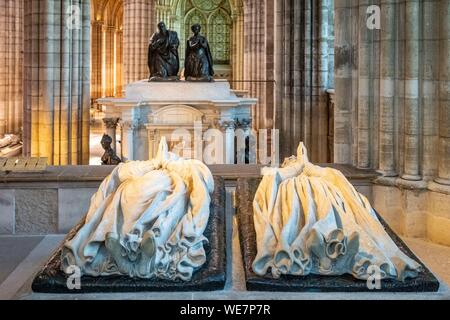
148,21,180,82
185,24,214,82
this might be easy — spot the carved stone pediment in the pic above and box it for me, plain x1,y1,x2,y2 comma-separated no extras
151,105,205,125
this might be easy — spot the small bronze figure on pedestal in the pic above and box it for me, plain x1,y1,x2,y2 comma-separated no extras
101,134,122,165
185,24,214,82
148,21,180,82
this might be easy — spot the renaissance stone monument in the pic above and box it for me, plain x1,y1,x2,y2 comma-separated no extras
99,21,257,164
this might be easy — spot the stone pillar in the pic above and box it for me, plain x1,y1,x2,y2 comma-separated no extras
23,0,91,165
0,0,23,136
222,121,236,165
115,28,124,97
231,5,244,91
357,1,373,169
103,25,115,97
402,0,421,181
436,0,450,185
422,1,440,178
103,118,120,151
244,0,274,132
378,0,397,177
91,20,103,101
275,0,333,162
146,127,157,159
123,0,155,84
121,121,137,161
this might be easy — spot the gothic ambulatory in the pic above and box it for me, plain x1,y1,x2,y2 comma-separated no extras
185,24,215,82
148,22,180,82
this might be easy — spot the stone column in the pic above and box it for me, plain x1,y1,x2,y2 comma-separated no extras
436,0,450,185
0,0,23,136
103,118,120,151
243,0,274,132
121,121,137,161
23,0,91,165
103,25,115,97
146,127,157,159
357,1,374,169
402,0,421,181
422,1,440,179
123,0,155,84
378,0,397,176
231,5,244,91
91,20,103,101
222,121,237,165
115,28,124,97
275,0,333,162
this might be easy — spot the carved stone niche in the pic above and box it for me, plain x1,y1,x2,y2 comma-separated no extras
147,105,208,159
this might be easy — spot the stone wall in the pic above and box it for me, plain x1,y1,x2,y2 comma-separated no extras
0,0,23,136
274,0,335,162
123,0,155,84
22,0,91,165
334,0,450,246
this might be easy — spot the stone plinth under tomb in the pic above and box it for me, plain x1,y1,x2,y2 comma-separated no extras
236,178,440,293
31,177,226,294
98,80,257,164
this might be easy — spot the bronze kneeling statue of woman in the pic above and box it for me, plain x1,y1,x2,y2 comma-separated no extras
185,24,214,82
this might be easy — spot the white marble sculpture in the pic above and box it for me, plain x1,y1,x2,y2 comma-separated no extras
61,138,214,281
252,143,422,281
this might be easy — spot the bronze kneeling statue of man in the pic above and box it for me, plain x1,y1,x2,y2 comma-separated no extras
148,21,180,82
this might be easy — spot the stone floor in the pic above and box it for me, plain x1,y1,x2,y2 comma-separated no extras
1,184,449,301
1,212,450,300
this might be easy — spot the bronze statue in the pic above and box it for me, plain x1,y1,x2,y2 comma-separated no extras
148,21,180,82
185,24,214,82
101,134,122,165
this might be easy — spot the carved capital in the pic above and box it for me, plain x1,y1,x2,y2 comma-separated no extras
103,118,120,129
220,120,237,131
235,118,252,130
121,121,142,131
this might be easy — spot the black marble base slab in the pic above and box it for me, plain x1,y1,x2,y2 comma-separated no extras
32,177,226,293
236,178,440,292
